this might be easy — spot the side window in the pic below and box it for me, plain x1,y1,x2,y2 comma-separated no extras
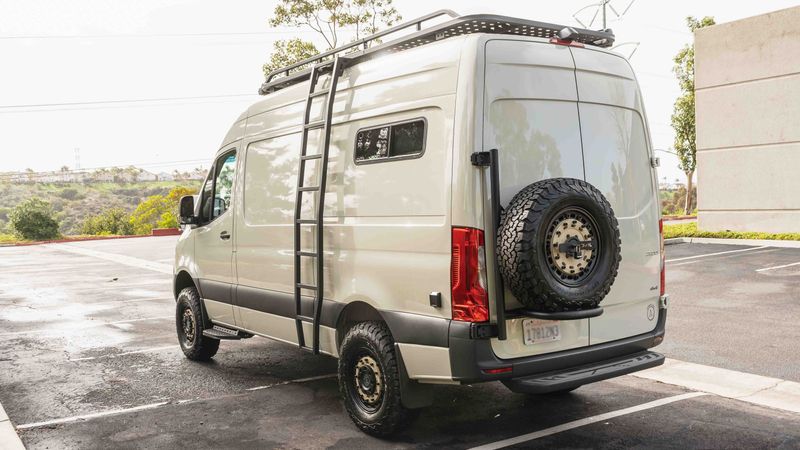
355,118,426,163
199,172,214,221
199,150,236,224
212,153,237,219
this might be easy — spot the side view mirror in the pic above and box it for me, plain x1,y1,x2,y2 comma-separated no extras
179,195,196,225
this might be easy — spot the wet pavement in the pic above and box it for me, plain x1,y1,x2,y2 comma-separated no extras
0,237,798,448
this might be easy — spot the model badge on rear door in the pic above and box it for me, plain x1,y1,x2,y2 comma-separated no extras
647,304,656,321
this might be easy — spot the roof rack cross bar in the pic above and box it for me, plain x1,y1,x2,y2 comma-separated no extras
260,9,458,94
258,11,614,95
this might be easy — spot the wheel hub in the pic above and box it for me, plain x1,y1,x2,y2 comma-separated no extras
545,208,597,283
354,356,382,405
182,308,195,342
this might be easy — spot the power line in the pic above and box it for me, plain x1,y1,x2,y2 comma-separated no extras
0,93,256,110
0,30,316,40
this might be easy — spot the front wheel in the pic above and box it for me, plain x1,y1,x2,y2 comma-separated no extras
338,321,413,436
176,287,219,361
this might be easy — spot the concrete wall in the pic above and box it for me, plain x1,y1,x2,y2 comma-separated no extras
695,6,800,233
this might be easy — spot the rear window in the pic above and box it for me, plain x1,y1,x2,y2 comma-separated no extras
355,119,426,163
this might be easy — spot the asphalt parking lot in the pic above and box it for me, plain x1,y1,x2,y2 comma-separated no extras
1,237,799,449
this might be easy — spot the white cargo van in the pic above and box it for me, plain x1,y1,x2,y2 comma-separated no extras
173,10,667,436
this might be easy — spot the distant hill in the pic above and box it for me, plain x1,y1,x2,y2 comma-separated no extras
0,181,202,235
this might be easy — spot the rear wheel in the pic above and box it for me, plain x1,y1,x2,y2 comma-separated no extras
176,287,219,361
338,321,413,436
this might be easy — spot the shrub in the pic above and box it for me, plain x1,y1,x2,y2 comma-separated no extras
80,208,134,235
130,186,196,235
59,188,81,200
9,197,60,240
664,222,800,241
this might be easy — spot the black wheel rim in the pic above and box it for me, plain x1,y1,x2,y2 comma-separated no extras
347,351,384,414
180,307,196,346
544,206,601,287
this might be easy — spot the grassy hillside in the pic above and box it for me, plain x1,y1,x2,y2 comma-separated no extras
0,181,201,235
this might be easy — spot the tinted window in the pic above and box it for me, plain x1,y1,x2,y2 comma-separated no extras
199,174,214,221
390,120,425,157
355,126,390,161
355,119,425,163
212,153,236,219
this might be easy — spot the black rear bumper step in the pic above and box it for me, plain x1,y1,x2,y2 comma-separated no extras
502,351,664,394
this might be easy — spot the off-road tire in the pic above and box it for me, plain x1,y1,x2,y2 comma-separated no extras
338,321,413,436
497,178,621,312
176,287,220,361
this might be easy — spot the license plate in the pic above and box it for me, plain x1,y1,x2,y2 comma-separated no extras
523,319,561,345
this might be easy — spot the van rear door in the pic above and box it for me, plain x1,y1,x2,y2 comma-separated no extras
482,38,589,358
570,47,662,344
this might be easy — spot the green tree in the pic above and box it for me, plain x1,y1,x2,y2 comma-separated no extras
80,208,134,235
129,186,197,235
671,16,715,215
9,197,60,240
263,0,401,78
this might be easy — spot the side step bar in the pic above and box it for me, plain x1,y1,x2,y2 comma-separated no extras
502,351,665,394
202,325,253,340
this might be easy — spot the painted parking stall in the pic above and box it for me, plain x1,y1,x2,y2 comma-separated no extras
0,237,798,448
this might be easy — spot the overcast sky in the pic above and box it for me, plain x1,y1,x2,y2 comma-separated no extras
1,0,798,182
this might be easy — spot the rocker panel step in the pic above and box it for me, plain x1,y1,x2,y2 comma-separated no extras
203,326,250,340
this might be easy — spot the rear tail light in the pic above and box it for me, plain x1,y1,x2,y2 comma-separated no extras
451,227,489,322
659,218,665,296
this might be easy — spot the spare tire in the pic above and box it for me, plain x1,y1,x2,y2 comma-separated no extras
497,178,621,312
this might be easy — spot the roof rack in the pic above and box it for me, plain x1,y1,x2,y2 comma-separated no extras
258,10,615,95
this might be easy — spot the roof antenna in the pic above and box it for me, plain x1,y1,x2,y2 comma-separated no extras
573,0,636,30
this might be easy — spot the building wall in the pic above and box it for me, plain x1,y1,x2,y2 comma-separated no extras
695,6,800,233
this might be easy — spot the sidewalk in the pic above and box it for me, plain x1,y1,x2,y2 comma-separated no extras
0,401,24,450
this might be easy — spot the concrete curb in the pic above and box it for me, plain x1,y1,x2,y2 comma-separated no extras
0,232,181,248
665,237,800,248
0,402,25,450
634,358,800,415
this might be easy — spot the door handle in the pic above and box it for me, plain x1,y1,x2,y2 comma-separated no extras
219,231,231,240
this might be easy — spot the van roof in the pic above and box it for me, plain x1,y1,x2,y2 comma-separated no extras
258,10,615,96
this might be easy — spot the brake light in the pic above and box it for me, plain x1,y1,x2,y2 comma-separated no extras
549,37,585,48
659,218,665,296
451,227,489,322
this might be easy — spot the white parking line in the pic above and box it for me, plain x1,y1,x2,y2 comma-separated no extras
47,243,172,274
670,248,776,267
246,373,337,391
68,345,179,362
666,246,768,263
2,296,168,312
15,373,338,430
0,316,172,337
15,401,171,430
756,261,800,272
469,392,706,450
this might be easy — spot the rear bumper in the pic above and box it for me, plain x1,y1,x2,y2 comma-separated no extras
502,350,664,394
448,307,667,383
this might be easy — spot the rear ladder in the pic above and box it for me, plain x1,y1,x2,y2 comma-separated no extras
293,55,343,354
